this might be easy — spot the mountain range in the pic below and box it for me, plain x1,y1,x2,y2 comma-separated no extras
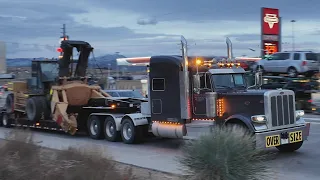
6,54,147,72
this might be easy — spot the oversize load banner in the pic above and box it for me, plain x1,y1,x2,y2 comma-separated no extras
262,7,280,35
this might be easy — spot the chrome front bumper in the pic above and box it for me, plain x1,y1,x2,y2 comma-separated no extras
254,123,311,148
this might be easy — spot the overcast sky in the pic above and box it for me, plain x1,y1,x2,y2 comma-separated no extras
1,0,320,58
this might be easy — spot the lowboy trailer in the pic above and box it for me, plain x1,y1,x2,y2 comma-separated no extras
0,37,311,152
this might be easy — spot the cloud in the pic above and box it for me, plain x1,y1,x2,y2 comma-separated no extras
137,17,158,25
90,0,320,22
1,0,320,58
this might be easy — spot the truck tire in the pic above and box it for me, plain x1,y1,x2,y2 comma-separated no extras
104,116,120,142
26,97,43,121
225,121,252,136
5,94,14,113
121,118,142,144
87,116,103,139
35,96,51,120
2,113,11,128
276,141,303,152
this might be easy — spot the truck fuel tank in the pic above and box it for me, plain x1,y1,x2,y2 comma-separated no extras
151,121,186,138
206,92,217,118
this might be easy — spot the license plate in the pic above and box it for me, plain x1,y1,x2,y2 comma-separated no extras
265,135,280,148
289,131,302,143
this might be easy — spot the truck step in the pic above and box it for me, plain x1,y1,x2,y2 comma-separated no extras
186,120,215,128
185,120,215,139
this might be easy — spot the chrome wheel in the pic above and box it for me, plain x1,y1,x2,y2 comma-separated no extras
122,123,133,140
90,120,98,136
106,121,115,137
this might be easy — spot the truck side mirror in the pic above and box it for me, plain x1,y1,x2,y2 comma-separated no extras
193,74,201,93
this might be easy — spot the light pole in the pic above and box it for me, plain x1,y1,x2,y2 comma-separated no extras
291,20,296,51
115,52,120,81
107,63,111,89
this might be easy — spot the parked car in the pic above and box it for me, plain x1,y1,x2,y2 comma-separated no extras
253,51,320,77
104,89,147,99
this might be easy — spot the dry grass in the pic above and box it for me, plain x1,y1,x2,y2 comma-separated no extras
0,128,182,180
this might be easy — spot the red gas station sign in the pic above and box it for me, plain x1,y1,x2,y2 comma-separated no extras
262,8,280,35
261,7,281,57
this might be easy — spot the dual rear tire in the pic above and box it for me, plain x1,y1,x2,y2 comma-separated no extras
87,116,146,144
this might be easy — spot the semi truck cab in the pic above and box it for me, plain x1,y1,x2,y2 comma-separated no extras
141,55,311,152
117,37,310,152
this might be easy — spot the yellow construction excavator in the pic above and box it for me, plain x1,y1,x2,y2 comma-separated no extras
3,40,142,137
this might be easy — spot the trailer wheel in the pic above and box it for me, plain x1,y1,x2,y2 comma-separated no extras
121,118,141,144
87,116,103,139
2,113,11,128
5,94,14,113
104,116,120,142
26,97,43,121
276,141,303,152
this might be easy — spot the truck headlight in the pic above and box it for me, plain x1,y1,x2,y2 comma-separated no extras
295,110,305,119
251,115,267,123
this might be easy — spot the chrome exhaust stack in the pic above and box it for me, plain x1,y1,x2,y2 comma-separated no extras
226,37,234,62
180,36,191,120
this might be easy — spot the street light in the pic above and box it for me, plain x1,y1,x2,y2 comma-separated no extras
107,63,111,88
291,20,296,51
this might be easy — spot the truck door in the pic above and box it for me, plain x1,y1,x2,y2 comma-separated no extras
192,72,212,115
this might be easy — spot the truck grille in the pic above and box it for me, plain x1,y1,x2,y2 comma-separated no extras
270,94,295,126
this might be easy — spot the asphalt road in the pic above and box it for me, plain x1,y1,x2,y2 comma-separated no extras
0,116,320,179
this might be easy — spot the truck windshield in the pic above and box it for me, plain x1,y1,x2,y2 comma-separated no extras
211,74,246,89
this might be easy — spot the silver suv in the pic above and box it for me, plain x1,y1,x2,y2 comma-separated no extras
253,51,319,77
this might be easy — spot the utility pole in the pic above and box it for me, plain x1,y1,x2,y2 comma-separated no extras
60,24,69,43
62,24,66,38
291,20,296,51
